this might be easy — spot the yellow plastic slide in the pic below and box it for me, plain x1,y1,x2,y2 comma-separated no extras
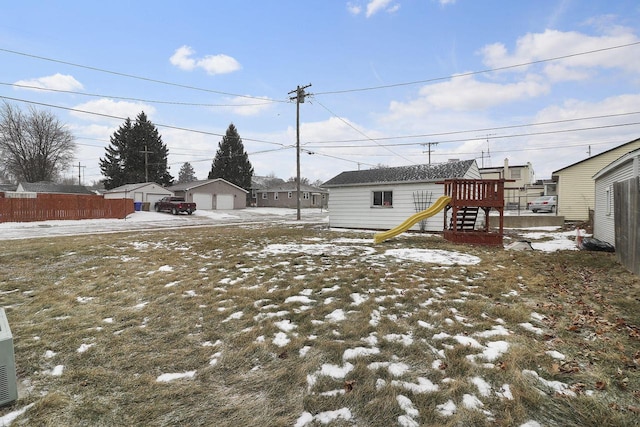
373,195,451,244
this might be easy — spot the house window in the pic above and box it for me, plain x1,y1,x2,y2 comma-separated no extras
372,191,393,207
288,192,292,198
303,192,309,200
606,186,612,216
252,190,257,199
262,192,267,199
274,192,279,200
511,169,521,179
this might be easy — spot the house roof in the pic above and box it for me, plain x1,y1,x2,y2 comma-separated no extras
104,182,169,193
251,176,285,189
593,148,640,180
552,137,640,175
322,160,476,187
257,182,328,193
18,182,94,194
167,178,248,193
0,183,18,192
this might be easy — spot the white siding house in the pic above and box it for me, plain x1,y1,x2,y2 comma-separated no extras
322,160,481,232
103,182,172,204
593,149,640,247
552,138,640,221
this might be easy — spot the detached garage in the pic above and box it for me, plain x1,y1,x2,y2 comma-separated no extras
103,182,173,205
168,179,247,210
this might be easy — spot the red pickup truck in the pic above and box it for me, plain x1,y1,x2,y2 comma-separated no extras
154,197,196,215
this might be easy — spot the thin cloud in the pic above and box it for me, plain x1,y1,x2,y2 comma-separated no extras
386,74,549,117
224,96,274,116
13,73,83,91
170,45,242,75
478,27,640,81
366,0,400,17
346,2,362,15
70,99,156,123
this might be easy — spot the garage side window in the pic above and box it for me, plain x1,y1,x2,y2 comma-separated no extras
372,191,393,207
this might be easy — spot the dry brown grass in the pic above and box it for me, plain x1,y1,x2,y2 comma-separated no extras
0,224,638,426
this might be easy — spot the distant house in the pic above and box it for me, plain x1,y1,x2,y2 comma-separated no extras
250,176,285,206
593,148,640,247
16,182,94,195
0,183,18,194
552,137,640,221
480,159,541,209
322,160,480,232
103,182,172,205
254,182,328,209
167,179,247,210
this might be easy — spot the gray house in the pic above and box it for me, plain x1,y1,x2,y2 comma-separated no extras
254,182,328,209
322,160,481,232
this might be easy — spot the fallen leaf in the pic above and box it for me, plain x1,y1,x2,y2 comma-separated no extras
628,406,640,414
595,381,607,390
344,380,356,393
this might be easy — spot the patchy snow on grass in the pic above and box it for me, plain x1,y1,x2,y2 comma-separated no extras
156,371,196,382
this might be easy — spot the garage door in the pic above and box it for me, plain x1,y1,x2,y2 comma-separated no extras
193,193,213,210
216,194,234,210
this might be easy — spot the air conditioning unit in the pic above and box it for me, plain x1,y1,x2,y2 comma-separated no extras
0,308,17,406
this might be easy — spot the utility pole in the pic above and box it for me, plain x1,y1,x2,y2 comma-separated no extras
421,142,438,164
289,83,312,220
140,145,153,182
76,162,86,185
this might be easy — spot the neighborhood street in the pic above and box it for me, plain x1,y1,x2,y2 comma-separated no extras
0,208,329,241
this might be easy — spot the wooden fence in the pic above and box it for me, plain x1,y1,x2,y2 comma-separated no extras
0,193,134,223
614,177,639,275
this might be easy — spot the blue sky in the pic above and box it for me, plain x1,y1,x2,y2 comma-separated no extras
1,0,639,185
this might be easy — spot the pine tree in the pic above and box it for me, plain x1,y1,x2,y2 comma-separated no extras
99,112,173,189
178,162,197,183
208,124,253,190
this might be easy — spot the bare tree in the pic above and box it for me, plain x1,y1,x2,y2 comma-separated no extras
0,102,75,183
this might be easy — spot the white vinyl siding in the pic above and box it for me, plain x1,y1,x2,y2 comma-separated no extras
593,154,638,246
328,183,446,232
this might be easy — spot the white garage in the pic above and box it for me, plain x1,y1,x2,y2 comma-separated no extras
167,178,248,210
193,193,213,210
216,194,235,210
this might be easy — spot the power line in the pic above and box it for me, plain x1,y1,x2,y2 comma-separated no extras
0,94,288,147
303,111,640,144
314,41,640,95
0,47,289,103
1,82,279,107
302,120,640,148
312,97,417,164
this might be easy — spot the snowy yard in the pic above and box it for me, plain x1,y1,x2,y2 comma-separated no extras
0,213,638,426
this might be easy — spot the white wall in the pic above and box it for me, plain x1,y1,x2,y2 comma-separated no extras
328,183,447,231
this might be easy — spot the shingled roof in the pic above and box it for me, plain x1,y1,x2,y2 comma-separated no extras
18,182,94,195
322,160,476,187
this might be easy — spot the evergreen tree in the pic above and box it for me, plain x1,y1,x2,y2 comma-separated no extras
99,112,173,189
208,124,253,190
178,162,197,183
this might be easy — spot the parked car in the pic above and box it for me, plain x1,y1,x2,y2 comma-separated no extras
528,196,557,213
154,197,196,215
